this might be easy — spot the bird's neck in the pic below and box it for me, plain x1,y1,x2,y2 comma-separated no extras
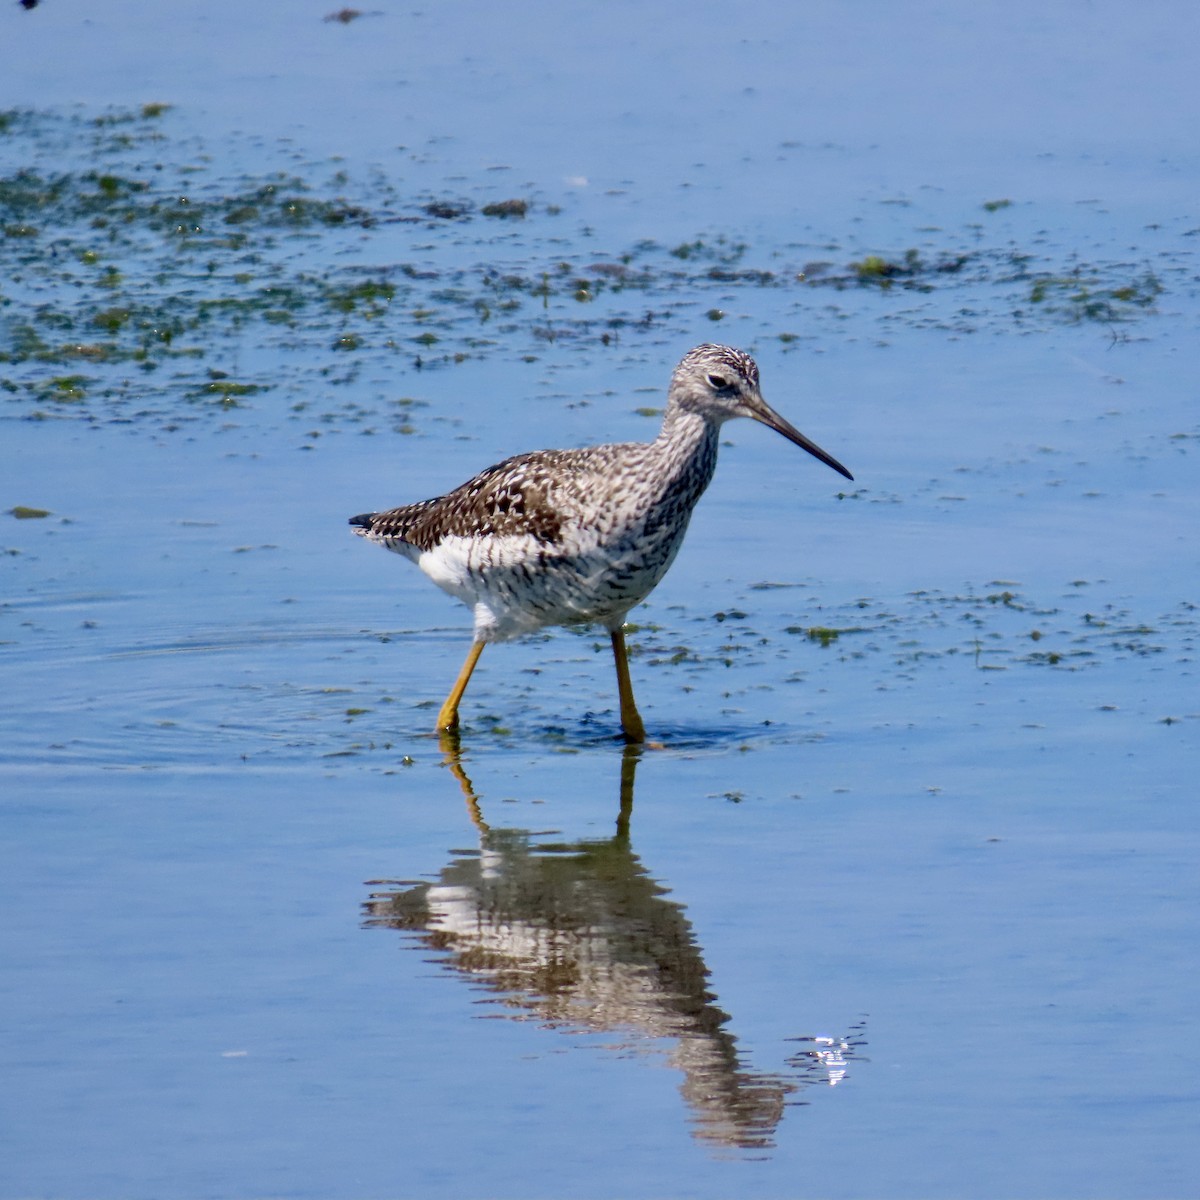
653,403,722,506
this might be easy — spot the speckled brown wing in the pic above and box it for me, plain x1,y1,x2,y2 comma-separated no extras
349,448,575,552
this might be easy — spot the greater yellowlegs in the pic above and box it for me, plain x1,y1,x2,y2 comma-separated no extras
350,343,852,742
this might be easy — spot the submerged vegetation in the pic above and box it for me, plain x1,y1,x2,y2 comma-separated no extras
0,106,1187,430
652,584,1189,681
1026,269,1163,323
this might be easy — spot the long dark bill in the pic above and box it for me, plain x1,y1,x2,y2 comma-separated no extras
751,400,854,481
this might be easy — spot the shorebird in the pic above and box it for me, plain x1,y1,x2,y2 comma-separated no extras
349,344,852,742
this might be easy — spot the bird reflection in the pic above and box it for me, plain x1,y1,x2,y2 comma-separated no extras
363,736,863,1150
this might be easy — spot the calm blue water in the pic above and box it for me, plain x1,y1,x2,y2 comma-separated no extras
2,2,1198,1197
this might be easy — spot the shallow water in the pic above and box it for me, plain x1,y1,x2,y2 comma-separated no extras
2,2,1198,1197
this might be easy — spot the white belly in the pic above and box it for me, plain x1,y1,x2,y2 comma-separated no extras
416,523,688,641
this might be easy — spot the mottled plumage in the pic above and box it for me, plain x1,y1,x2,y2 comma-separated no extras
350,344,852,741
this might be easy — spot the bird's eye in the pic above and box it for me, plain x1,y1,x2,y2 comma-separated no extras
706,373,731,391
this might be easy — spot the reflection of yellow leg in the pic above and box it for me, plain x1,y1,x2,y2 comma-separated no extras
438,729,489,833
615,742,642,840
610,627,646,744
436,640,485,733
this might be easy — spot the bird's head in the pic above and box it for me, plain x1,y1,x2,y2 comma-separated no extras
670,344,854,481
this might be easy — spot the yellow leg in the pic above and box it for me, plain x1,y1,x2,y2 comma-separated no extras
436,640,485,733
610,627,647,744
